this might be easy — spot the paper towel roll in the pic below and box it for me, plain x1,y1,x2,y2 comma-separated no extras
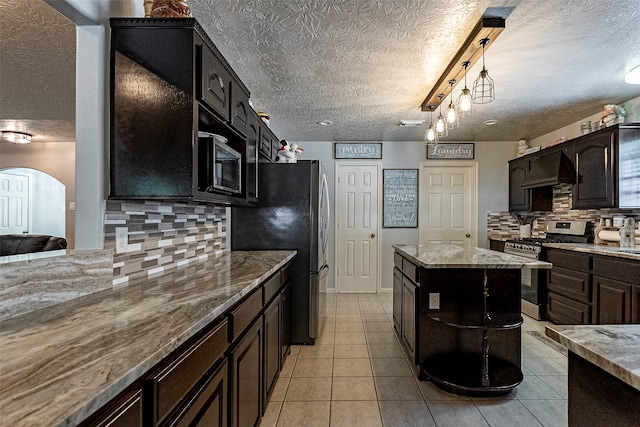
598,230,621,242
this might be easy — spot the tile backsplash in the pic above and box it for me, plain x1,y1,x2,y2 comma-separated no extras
105,200,227,284
488,184,640,240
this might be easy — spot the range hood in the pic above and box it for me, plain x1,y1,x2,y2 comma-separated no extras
521,150,574,189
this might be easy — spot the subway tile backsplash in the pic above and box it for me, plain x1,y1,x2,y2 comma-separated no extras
105,200,227,284
488,184,640,240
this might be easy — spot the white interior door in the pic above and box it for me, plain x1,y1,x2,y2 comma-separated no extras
419,161,477,247
335,163,380,293
0,172,30,235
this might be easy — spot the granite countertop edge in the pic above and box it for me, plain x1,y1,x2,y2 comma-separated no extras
545,324,640,391
542,242,640,260
0,250,296,427
393,244,552,269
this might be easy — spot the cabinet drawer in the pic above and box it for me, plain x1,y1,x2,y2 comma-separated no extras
200,46,230,121
547,266,591,303
545,249,591,271
230,287,263,341
593,256,640,285
547,291,591,324
150,319,228,425
263,272,282,306
281,262,292,284
394,252,403,269
402,258,419,284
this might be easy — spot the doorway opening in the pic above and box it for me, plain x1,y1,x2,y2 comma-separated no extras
0,167,66,238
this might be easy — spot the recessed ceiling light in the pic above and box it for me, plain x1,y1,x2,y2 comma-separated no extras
625,65,640,84
483,119,498,125
317,120,334,126
2,131,32,144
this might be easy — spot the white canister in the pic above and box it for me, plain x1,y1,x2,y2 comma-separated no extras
519,224,531,238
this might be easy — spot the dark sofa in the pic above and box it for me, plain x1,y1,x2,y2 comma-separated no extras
0,234,68,256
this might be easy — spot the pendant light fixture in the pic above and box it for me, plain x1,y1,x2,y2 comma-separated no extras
446,79,457,128
425,106,437,142
435,94,447,137
457,60,473,116
472,37,495,104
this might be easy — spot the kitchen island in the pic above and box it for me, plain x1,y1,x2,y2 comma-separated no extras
393,244,551,396
0,250,295,427
545,324,640,426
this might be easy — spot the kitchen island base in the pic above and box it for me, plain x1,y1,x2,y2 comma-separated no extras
392,245,547,397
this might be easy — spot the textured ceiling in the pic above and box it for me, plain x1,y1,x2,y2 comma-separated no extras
1,0,640,144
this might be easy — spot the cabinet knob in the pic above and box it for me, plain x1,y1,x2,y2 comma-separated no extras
466,233,471,238
370,233,376,238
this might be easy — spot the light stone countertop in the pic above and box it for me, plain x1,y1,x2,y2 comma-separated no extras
542,242,640,261
545,324,640,391
393,244,552,269
0,250,296,427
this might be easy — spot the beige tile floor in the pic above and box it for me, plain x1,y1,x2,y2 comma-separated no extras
262,293,568,427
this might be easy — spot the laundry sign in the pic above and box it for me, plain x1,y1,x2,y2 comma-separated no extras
427,143,474,159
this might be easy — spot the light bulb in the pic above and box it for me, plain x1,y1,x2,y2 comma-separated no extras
446,102,457,124
436,115,445,133
459,88,472,112
426,124,436,141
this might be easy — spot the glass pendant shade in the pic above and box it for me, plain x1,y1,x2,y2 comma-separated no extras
426,124,436,141
436,114,445,133
458,88,473,113
446,102,457,124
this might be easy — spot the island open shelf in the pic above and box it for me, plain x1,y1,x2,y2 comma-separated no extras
392,244,551,397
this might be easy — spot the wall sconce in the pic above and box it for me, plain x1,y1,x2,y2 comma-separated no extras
420,17,505,112
2,131,32,144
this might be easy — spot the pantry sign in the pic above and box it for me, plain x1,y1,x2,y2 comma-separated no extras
427,143,474,160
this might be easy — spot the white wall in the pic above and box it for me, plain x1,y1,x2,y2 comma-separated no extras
299,140,517,291
529,95,640,147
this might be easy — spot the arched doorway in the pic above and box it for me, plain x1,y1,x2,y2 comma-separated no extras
0,167,66,238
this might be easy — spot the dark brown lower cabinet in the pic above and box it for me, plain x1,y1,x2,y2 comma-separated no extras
263,294,281,410
634,285,640,323
168,359,228,427
230,320,262,427
593,276,632,324
392,267,402,332
81,388,143,427
281,282,291,364
401,277,416,361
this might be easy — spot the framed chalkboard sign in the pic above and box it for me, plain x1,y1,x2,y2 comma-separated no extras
383,169,418,228
334,142,382,159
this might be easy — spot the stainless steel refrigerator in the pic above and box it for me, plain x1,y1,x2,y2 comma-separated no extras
231,160,330,345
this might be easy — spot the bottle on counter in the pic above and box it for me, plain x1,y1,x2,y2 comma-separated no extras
619,217,636,248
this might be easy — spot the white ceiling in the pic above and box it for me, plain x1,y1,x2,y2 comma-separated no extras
2,0,640,143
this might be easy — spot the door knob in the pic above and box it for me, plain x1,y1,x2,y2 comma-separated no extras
370,233,376,238
465,233,471,238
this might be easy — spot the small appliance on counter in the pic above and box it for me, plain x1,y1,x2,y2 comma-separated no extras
620,217,636,248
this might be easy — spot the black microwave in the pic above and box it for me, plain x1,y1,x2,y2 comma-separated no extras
198,131,242,195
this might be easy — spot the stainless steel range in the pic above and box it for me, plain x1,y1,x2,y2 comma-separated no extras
503,220,592,320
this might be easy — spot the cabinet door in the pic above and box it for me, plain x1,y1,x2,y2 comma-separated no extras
245,115,260,202
229,320,262,427
593,276,632,324
259,122,274,160
633,285,640,323
401,277,416,362
171,360,228,427
281,282,292,362
508,157,530,211
263,295,281,410
200,46,230,121
230,80,251,136
573,129,617,208
393,267,402,333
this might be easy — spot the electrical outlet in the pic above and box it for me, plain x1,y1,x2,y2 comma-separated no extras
429,293,440,310
115,227,128,254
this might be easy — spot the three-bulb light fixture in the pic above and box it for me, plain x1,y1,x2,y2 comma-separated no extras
421,17,505,142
